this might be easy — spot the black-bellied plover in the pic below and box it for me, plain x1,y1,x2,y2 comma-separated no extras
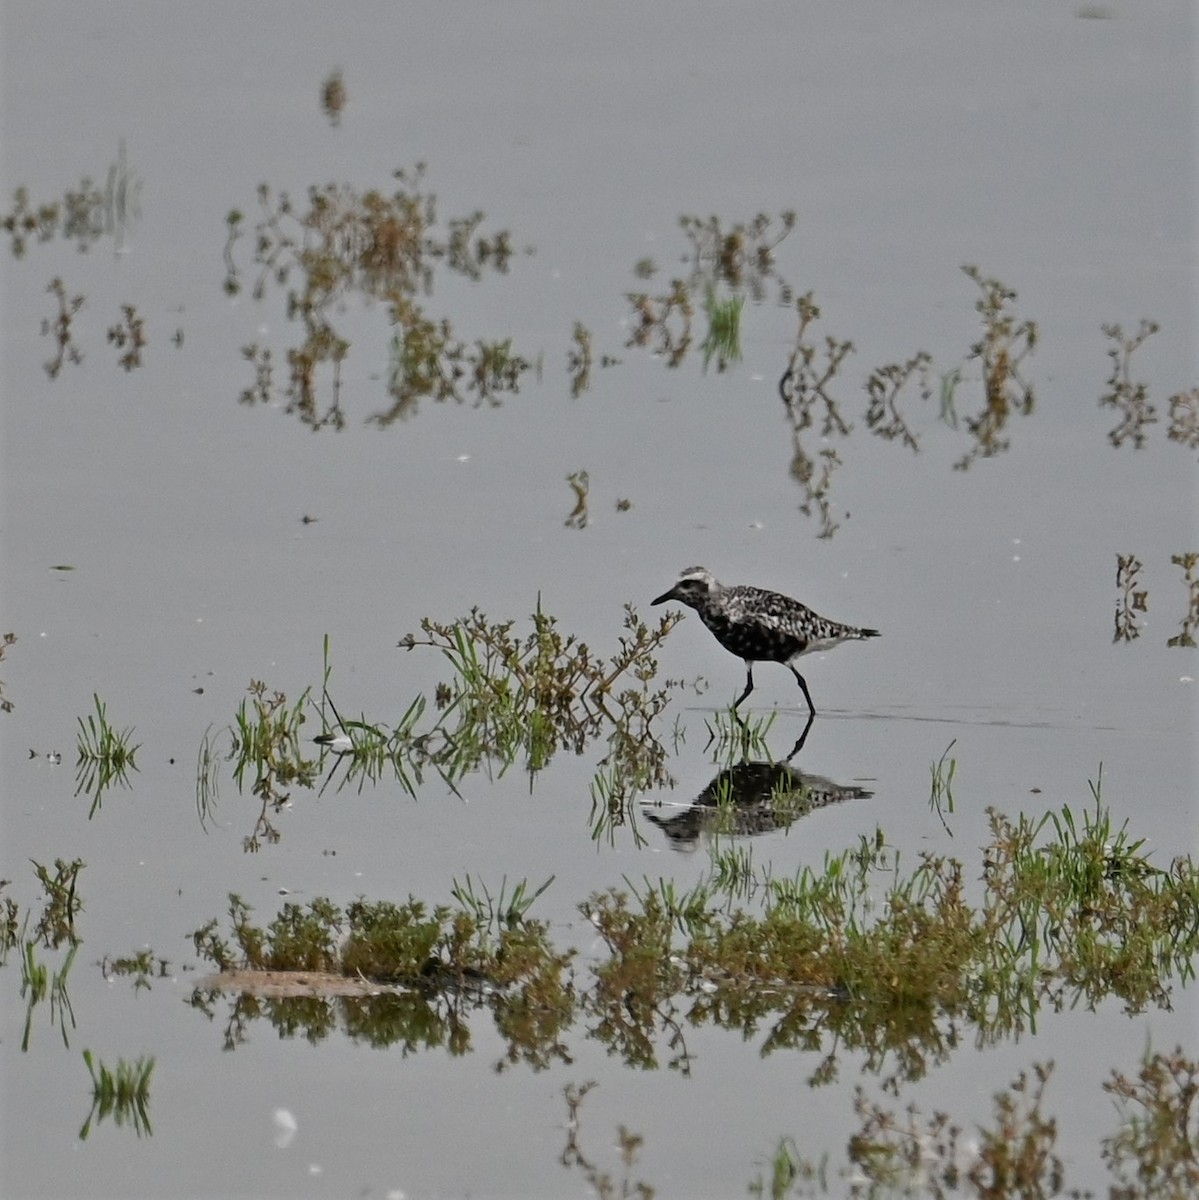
652,566,879,715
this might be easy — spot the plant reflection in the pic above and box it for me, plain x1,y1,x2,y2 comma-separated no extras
2,141,139,257
1113,552,1199,648
1168,552,1199,649
1101,319,1159,449
2,862,85,1052
224,165,527,429
185,788,1199,1091
1114,554,1148,643
203,608,690,850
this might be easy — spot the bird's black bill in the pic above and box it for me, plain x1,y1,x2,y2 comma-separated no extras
651,588,677,606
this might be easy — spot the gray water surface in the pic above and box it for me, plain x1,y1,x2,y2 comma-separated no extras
2,2,1195,1197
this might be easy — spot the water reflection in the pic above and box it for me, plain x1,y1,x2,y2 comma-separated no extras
1114,552,1199,648
181,794,1199,1092
320,69,346,127
1167,387,1199,450
643,757,873,850
1114,555,1148,642
2,140,138,257
223,165,526,429
1101,319,1159,449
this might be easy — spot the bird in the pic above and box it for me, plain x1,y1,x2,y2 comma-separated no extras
651,566,879,716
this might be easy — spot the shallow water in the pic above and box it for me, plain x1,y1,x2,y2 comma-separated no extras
2,2,1196,1197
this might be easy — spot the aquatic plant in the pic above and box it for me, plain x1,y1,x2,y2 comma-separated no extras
1167,387,1199,451
1167,552,1199,649
3,142,139,258
75,693,139,817
700,285,744,372
229,681,319,851
320,69,346,126
0,630,15,713
107,303,146,370
79,1050,155,1140
954,265,1038,470
225,165,527,428
864,352,932,451
1101,318,1159,449
40,277,85,379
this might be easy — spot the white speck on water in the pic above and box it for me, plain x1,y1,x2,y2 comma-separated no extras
307,1163,323,1176
457,454,471,463
273,1108,297,1149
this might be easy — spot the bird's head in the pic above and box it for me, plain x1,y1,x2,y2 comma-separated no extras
652,566,719,610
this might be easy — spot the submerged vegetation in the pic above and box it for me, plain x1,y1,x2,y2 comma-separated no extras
224,163,526,428
181,774,1199,1190
75,694,140,818
5,128,1196,1192
1102,318,1160,449
2,140,139,258
188,785,1198,1091
196,608,692,850
1,860,85,1051
1114,552,1199,648
0,630,15,713
79,1049,155,1140
743,1048,1199,1197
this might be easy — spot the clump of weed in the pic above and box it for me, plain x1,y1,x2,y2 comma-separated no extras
189,882,574,1068
2,142,139,258
230,681,319,851
779,293,855,538
399,600,688,787
184,777,1198,1084
0,630,15,713
1102,1046,1199,1196
678,210,796,301
1167,387,1199,452
567,322,593,397
1167,552,1199,649
26,858,85,950
625,210,795,371
107,304,146,370
101,949,170,993
320,69,346,126
955,265,1037,469
626,278,694,367
79,1050,155,1140
1101,319,1159,448
700,286,744,373
41,277,85,379
864,353,932,451
225,165,526,428
1115,554,1149,642
5,861,85,1050
564,469,590,529
75,694,139,817
560,1082,656,1200
753,1048,1198,1197
928,738,957,834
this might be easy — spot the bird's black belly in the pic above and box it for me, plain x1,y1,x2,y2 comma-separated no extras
700,609,804,663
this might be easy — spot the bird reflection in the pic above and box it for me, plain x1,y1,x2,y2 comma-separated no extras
642,757,874,851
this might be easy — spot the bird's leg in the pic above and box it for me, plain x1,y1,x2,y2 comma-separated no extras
732,662,755,710
783,710,815,763
788,664,816,717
